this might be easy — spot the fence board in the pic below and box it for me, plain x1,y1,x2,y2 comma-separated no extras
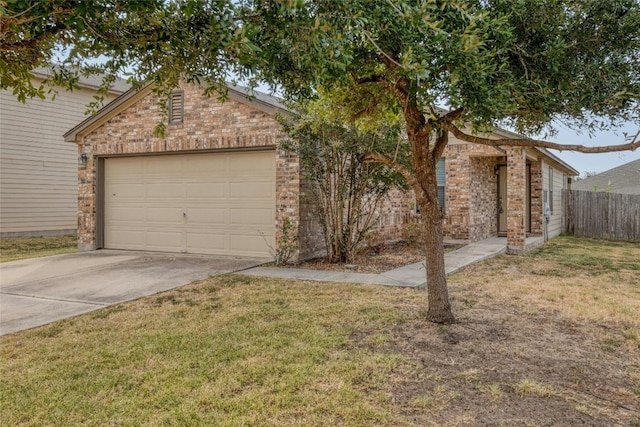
562,189,640,242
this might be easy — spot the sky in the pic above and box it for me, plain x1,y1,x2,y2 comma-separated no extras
543,121,639,177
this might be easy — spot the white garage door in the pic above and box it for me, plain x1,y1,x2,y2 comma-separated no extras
104,151,275,257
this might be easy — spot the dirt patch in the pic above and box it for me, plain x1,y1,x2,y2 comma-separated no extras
376,303,638,426
287,241,463,274
348,236,640,426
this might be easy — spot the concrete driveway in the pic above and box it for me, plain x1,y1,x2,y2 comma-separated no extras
0,250,268,336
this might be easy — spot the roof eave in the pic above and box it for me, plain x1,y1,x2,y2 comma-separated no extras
64,82,291,143
64,83,153,143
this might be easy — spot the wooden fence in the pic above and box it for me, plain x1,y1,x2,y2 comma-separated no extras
562,189,640,242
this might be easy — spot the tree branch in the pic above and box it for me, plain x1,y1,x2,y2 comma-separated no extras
0,23,67,52
355,75,388,85
432,128,448,161
362,30,402,68
443,107,464,122
360,152,417,189
442,122,640,154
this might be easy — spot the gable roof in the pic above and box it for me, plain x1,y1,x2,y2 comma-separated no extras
64,82,288,143
62,80,577,177
571,159,640,194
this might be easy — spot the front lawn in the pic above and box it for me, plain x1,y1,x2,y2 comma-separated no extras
0,235,77,262
1,236,638,426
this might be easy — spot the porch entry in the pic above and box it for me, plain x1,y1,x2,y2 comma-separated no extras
497,164,531,236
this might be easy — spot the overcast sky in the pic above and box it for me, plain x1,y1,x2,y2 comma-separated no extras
545,121,639,177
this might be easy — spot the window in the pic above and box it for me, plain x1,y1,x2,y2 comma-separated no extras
413,158,445,214
436,158,446,210
168,90,184,125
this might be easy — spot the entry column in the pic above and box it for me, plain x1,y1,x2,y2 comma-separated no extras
507,147,526,253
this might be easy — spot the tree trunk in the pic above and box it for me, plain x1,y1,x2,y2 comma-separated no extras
418,194,454,323
403,96,455,323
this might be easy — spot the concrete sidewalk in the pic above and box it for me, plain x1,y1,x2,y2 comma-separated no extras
240,237,509,287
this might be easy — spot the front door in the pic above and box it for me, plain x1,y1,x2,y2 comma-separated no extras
498,166,507,235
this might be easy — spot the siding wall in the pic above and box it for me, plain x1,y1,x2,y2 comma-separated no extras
0,82,118,236
542,161,567,239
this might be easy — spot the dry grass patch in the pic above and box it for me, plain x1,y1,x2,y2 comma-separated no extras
0,235,76,262
1,276,415,426
1,235,638,426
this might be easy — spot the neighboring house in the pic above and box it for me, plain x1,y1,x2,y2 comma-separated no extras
64,82,578,259
571,159,640,194
0,69,128,237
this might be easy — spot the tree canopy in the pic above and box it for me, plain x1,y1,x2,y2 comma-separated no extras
2,0,639,322
1,0,260,105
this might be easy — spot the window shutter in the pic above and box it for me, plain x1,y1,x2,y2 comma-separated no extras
436,158,446,209
168,90,184,125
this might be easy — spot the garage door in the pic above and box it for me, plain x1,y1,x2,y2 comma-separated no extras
104,151,275,257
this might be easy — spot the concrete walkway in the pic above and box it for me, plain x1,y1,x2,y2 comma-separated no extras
240,237,508,288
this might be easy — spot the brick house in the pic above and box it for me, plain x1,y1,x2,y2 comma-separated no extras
440,134,578,252
64,82,577,259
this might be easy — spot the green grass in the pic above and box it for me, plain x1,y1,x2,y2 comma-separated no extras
1,235,639,426
1,276,412,426
0,235,77,262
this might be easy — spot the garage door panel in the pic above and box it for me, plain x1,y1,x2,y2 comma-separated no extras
146,231,184,250
146,207,184,222
147,182,183,198
107,183,145,199
230,181,274,199
186,232,227,253
106,229,146,249
106,157,144,175
105,207,146,223
186,208,226,224
104,151,275,256
229,153,274,173
230,208,274,226
146,156,183,174
230,233,273,255
185,156,227,174
186,182,227,199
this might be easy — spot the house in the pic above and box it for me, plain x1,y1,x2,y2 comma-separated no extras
441,130,578,251
0,69,128,237
571,159,640,194
64,82,578,259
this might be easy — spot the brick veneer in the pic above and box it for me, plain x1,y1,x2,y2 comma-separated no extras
506,147,527,251
443,143,503,241
529,160,543,236
468,157,498,240
374,188,415,241
76,83,310,258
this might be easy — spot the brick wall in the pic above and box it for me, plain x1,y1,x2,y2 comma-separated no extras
77,83,303,257
443,144,471,239
468,157,498,240
443,143,503,241
529,160,543,236
374,187,415,242
506,147,527,251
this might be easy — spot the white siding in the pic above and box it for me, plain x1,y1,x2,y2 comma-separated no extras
0,83,119,236
542,162,566,239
